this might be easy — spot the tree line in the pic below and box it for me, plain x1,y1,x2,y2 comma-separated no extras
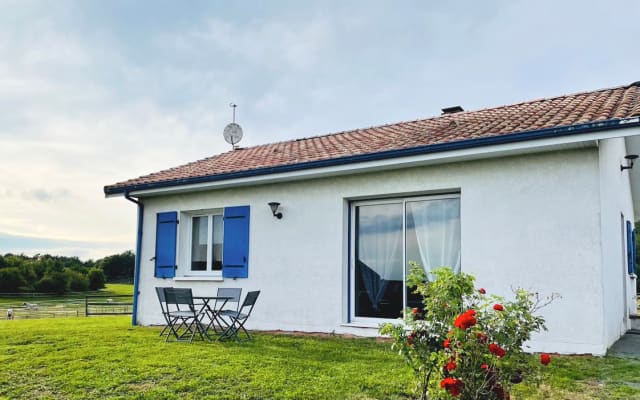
0,251,135,294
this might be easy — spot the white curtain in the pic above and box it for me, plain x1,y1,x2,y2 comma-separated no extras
358,204,403,311
408,198,461,276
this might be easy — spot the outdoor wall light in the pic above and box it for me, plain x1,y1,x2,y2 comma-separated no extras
268,202,283,219
621,154,639,171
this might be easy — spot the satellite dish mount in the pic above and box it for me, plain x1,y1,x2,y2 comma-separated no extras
223,103,243,150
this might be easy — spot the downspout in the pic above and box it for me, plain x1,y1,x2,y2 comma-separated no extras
125,192,143,326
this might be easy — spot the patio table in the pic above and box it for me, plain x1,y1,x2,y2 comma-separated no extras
193,296,233,337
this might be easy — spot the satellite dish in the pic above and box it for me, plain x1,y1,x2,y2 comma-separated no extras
223,122,243,146
223,103,243,149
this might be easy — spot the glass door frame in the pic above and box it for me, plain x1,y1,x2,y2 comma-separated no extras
349,193,460,324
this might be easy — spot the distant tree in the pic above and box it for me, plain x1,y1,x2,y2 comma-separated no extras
43,256,65,274
19,264,37,289
0,252,134,293
64,268,89,292
0,268,27,293
35,271,67,294
98,251,135,281
88,268,106,290
2,254,24,269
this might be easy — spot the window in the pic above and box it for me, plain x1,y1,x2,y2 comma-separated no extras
351,194,460,321
177,210,224,277
626,219,637,275
168,206,249,279
189,214,223,273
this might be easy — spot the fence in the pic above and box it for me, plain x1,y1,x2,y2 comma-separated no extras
85,295,133,316
1,299,85,319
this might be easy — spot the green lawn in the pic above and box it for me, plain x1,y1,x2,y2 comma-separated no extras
0,316,639,399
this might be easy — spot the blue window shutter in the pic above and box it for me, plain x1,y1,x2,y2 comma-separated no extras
627,221,634,275
223,206,250,278
155,212,178,278
633,228,638,275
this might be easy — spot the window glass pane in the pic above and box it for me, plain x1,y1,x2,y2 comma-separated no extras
191,216,208,271
406,198,460,308
211,215,223,271
355,203,404,319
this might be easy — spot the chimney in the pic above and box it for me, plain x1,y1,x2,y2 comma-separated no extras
441,106,464,115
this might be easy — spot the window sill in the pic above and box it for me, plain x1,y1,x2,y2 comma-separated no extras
341,321,394,329
173,276,224,282
341,318,407,329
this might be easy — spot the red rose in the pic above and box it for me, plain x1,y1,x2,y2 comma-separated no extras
446,359,457,371
443,338,451,349
493,304,504,311
454,309,477,330
481,363,488,370
440,377,463,397
540,353,551,365
479,288,486,294
488,343,506,358
407,332,417,346
476,332,488,343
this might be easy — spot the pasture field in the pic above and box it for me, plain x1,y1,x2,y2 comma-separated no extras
0,316,639,399
0,284,133,319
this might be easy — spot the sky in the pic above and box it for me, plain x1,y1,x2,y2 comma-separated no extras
1,0,639,260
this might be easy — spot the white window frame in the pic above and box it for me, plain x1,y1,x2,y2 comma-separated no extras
178,208,224,278
349,193,460,324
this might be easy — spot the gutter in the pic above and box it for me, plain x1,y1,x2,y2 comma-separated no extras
105,116,640,196
124,193,143,326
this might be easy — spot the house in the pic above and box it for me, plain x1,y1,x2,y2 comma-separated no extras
104,82,640,355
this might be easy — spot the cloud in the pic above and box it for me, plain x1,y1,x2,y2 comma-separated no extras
21,188,71,203
165,15,335,73
0,232,130,261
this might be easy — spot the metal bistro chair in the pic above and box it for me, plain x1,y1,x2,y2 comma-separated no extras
219,290,260,342
155,286,174,337
211,288,242,333
163,288,210,343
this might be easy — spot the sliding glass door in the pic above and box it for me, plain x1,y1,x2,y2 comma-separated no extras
352,195,460,321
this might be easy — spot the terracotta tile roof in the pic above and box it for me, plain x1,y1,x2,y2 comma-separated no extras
105,82,640,194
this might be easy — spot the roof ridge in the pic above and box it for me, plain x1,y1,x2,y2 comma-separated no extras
453,83,631,116
224,82,635,152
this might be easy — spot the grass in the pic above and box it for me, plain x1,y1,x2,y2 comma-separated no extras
511,355,640,399
0,317,411,399
0,316,639,399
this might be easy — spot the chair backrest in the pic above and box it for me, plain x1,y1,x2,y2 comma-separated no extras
155,286,172,313
217,288,242,311
164,288,196,312
239,291,260,316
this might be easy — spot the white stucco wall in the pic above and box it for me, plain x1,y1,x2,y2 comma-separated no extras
598,137,636,348
134,147,608,354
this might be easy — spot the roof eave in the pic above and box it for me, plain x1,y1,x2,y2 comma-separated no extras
104,117,640,197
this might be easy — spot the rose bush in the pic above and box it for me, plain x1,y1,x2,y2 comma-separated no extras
379,263,558,400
